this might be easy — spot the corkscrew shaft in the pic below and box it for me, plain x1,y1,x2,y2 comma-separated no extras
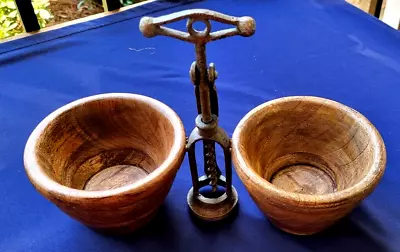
195,44,212,123
190,61,223,195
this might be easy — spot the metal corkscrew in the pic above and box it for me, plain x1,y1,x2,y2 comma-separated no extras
139,9,255,221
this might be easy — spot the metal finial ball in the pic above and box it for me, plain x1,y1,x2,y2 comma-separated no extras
238,16,256,37
139,17,157,38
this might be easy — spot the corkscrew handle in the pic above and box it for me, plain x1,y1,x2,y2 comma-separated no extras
139,9,255,123
139,9,256,44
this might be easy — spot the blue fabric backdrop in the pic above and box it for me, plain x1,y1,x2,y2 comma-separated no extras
1,0,400,251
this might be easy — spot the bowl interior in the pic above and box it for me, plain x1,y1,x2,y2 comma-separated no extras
237,97,377,195
33,95,178,191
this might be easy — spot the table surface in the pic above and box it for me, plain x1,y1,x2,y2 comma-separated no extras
1,0,400,251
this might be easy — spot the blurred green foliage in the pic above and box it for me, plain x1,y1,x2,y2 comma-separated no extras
0,0,53,39
77,0,138,9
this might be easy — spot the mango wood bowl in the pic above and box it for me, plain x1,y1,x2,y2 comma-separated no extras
23,93,186,234
231,96,386,235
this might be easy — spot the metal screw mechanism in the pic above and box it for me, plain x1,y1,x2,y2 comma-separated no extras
139,9,256,221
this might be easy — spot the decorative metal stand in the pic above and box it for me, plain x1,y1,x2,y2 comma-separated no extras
139,9,256,221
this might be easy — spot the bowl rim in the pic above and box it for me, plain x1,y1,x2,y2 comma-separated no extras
231,96,387,204
23,93,186,199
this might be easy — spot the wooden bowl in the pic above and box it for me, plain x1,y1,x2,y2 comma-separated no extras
231,96,386,235
23,93,186,234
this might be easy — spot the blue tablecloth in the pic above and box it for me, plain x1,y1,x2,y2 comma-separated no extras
1,0,400,251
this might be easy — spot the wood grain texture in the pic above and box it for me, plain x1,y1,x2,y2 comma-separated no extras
232,96,386,235
24,93,186,234
84,165,149,191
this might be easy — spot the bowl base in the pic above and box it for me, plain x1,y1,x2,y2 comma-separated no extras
84,165,149,191
88,209,158,235
270,164,336,195
269,218,327,236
